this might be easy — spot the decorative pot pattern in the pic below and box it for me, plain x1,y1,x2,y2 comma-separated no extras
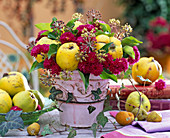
54,71,109,102
53,71,109,127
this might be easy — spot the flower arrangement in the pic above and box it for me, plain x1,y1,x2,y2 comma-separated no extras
28,9,142,90
146,16,170,55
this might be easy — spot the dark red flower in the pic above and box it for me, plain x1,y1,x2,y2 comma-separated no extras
102,53,114,69
31,44,49,57
60,32,76,44
109,58,129,75
36,105,42,110
76,24,96,36
35,30,48,43
128,46,140,65
150,17,168,27
43,57,61,75
155,79,166,91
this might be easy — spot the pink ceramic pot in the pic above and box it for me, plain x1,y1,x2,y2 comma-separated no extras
54,71,109,127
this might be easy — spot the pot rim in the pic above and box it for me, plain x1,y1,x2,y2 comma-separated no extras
56,98,105,104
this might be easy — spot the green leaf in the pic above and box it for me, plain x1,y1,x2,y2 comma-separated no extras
137,76,152,83
99,23,111,33
50,17,57,29
66,18,79,28
158,74,164,79
29,61,44,73
123,46,135,59
0,122,8,137
78,71,90,92
103,95,112,112
48,32,58,40
35,23,52,31
88,105,96,114
100,70,117,82
0,110,24,137
100,42,113,53
96,112,108,128
95,30,105,36
90,123,98,138
47,44,60,59
41,31,50,36
68,128,77,138
121,36,143,47
91,88,102,100
41,124,53,136
49,87,63,101
66,92,74,103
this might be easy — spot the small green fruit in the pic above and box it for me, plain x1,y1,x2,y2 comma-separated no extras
131,107,148,121
146,111,162,122
13,90,38,112
28,90,45,109
125,91,151,112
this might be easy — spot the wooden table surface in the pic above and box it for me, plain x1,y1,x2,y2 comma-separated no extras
5,109,123,138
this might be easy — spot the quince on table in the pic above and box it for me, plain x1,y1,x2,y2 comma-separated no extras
132,57,162,85
0,71,30,96
0,89,12,113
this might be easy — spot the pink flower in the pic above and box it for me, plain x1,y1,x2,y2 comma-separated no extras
102,53,114,69
128,46,140,65
35,30,48,43
109,58,129,75
31,44,49,57
43,57,61,75
76,24,96,36
78,52,103,76
60,32,76,44
150,17,168,27
10,106,22,111
155,79,166,91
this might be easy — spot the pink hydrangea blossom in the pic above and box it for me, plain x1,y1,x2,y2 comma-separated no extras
155,79,166,91
128,46,140,65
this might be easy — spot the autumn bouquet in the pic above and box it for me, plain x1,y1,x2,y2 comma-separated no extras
28,9,142,91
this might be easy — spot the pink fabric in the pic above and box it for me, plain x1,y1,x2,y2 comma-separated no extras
101,110,170,138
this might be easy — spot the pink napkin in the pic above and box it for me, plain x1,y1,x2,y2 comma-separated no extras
101,110,170,138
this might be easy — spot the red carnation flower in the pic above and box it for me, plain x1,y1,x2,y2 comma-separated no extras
128,46,140,65
31,44,49,57
155,79,166,91
109,58,129,75
150,17,168,27
43,57,61,75
60,32,76,44
102,53,114,69
76,24,96,36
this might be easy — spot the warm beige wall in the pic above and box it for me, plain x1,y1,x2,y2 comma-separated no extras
0,0,124,43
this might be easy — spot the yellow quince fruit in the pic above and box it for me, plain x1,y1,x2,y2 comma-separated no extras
56,42,80,71
108,36,123,59
0,72,30,96
0,89,12,113
125,91,151,112
13,90,38,112
95,34,123,59
36,37,59,45
132,57,162,85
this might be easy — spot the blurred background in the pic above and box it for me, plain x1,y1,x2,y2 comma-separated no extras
0,0,170,96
